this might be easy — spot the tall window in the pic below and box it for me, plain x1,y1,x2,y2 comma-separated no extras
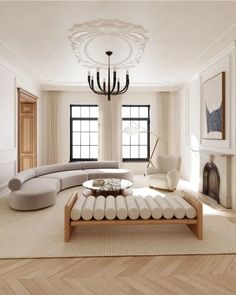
122,105,150,161
70,105,99,161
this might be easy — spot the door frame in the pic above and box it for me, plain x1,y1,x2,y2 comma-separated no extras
17,88,38,172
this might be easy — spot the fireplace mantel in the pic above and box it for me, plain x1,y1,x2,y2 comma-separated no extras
192,149,234,157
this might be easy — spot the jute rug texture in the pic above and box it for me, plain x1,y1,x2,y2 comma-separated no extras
1,186,236,258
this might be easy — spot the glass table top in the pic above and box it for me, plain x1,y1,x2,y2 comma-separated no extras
83,178,133,192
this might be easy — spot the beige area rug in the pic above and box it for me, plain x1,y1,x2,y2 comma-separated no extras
1,186,236,258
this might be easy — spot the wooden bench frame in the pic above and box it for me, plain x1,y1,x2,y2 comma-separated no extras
64,190,203,242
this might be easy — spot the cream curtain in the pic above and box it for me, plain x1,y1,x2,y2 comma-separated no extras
42,91,59,165
99,96,122,162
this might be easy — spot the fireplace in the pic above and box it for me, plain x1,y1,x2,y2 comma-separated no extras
202,161,220,203
199,153,232,208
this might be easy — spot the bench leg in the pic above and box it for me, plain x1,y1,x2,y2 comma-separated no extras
186,222,203,240
65,222,75,242
64,191,77,242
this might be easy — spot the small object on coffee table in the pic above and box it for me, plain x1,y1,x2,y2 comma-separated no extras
83,178,133,196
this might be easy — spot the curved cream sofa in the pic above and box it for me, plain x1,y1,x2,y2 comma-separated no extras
8,161,133,211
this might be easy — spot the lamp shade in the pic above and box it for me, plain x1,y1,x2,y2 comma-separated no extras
123,126,139,135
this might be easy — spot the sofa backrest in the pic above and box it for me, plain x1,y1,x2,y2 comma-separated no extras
34,162,82,177
80,161,119,170
8,161,120,191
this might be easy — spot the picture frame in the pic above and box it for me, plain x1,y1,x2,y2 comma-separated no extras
202,72,225,140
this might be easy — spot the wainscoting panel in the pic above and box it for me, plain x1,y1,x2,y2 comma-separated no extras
0,161,15,190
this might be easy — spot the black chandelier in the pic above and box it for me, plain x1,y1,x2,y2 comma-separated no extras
88,51,129,101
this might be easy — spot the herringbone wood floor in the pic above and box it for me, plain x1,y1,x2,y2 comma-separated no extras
0,255,236,295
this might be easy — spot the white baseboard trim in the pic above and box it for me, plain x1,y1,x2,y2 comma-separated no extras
0,185,9,197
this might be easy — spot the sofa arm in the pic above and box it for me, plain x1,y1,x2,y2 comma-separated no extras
145,167,160,176
8,168,36,191
167,169,180,190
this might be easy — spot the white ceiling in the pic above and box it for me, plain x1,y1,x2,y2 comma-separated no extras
0,1,236,90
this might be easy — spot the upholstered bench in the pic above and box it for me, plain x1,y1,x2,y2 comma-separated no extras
64,191,203,242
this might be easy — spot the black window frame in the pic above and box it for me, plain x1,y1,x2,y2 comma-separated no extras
70,104,99,162
122,105,150,162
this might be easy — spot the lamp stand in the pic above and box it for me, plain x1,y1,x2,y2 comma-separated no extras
145,137,159,175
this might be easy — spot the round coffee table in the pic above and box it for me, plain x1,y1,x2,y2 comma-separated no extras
82,178,133,196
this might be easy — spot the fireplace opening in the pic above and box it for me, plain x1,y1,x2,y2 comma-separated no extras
202,161,220,203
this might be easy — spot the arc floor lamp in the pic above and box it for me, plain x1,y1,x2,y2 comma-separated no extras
123,125,159,170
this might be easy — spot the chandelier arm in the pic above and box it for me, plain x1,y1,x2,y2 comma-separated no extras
89,87,104,95
110,71,117,93
119,76,129,93
88,79,104,95
113,79,129,95
96,71,105,93
119,86,128,94
115,81,120,94
113,73,129,94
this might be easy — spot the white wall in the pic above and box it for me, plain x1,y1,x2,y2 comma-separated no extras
176,43,236,209
0,60,41,193
167,92,180,156
42,90,173,174
177,77,201,188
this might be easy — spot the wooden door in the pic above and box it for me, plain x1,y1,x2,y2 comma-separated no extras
18,88,38,172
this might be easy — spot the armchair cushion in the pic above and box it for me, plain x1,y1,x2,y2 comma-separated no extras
149,173,168,190
147,155,181,191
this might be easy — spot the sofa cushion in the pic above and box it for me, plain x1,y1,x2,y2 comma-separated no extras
84,168,133,181
8,178,60,211
81,161,119,170
40,170,88,190
8,168,36,191
34,162,82,177
148,173,168,190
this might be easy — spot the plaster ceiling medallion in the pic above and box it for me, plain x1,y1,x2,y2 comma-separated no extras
68,19,148,69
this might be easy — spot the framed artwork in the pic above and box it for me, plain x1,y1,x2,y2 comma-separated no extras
202,72,225,140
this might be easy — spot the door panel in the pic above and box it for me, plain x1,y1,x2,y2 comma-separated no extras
18,89,37,172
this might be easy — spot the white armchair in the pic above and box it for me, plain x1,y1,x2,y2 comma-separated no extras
146,155,181,191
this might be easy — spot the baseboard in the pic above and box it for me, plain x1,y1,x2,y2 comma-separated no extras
0,184,9,197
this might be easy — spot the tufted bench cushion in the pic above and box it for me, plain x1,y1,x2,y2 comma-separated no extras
69,194,197,221
65,191,203,241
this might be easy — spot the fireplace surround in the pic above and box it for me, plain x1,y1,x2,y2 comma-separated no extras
199,152,232,208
